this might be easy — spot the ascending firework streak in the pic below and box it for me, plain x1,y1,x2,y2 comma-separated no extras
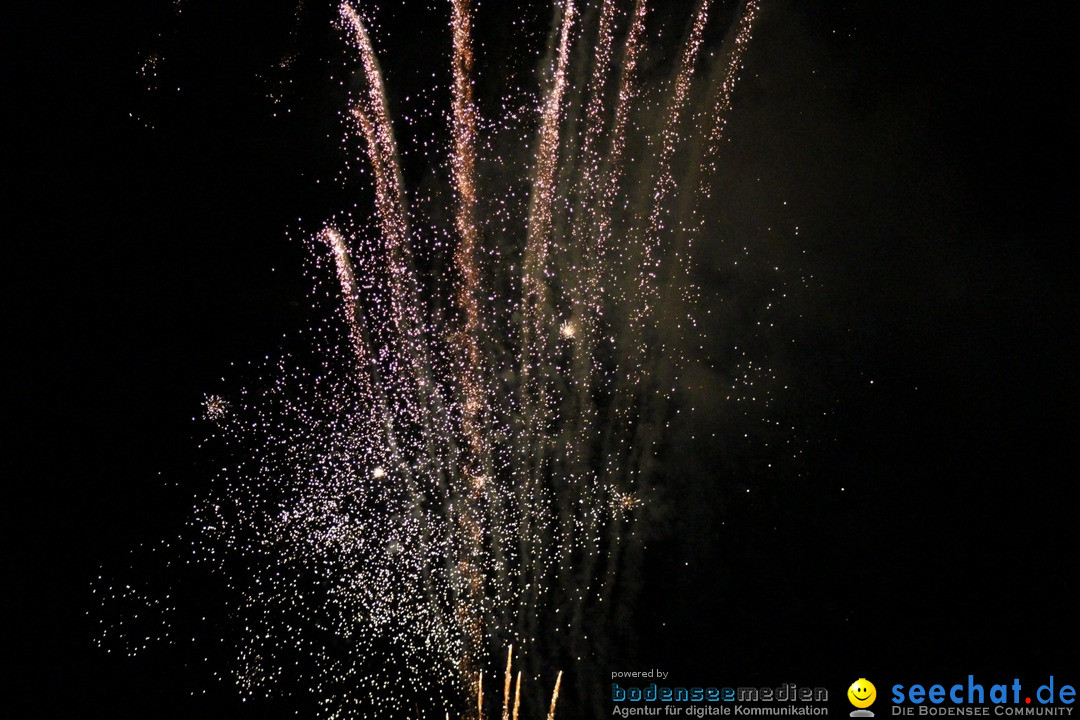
448,0,491,678
97,0,762,717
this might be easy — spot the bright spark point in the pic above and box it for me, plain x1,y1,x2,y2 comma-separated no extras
202,394,229,421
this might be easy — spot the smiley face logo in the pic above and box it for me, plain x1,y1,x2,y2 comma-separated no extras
848,679,877,709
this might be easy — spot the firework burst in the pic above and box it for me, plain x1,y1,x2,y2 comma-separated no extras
96,0,762,716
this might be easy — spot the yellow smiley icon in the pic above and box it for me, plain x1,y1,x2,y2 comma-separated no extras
848,679,877,709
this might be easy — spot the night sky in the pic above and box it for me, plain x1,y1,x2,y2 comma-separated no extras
7,0,1077,717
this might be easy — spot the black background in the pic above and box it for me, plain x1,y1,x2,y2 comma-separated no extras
6,0,1077,717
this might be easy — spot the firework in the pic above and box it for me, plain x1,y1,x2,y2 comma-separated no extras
97,0,763,716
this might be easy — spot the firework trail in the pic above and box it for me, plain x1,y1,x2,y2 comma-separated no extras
448,0,492,674
97,0,763,717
